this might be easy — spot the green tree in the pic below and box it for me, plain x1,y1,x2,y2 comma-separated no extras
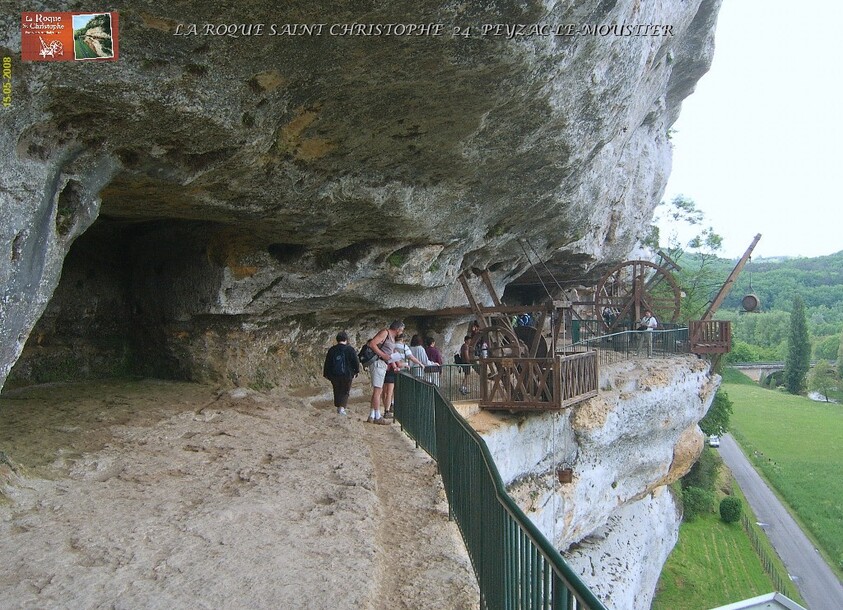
784,296,811,394
807,360,837,402
725,341,763,363
838,328,843,381
648,196,726,321
719,496,742,523
814,334,840,361
699,389,733,436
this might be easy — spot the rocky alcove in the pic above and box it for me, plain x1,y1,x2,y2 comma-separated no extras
7,216,225,385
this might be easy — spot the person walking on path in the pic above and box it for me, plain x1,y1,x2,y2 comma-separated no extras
365,320,404,424
635,310,658,357
322,331,360,415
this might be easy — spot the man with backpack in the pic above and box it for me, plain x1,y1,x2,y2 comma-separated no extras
364,320,406,424
323,331,360,415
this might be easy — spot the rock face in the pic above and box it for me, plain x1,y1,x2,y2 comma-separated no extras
1,3,724,605
1,0,722,391
474,356,719,609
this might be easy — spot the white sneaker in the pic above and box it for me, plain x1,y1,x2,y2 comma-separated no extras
337,408,347,415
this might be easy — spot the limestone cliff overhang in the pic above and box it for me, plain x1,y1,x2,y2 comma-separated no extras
0,0,723,390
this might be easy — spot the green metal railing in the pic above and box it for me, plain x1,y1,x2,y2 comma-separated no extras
567,326,691,364
394,372,608,610
412,363,483,402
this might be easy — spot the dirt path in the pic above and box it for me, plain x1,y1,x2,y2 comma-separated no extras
356,405,478,610
0,379,479,609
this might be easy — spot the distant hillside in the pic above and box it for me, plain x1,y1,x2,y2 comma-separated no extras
675,250,843,313
673,250,843,360
721,250,843,312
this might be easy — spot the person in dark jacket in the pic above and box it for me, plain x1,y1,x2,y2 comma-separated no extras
322,331,360,415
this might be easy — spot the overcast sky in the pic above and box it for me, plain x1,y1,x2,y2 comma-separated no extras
659,0,843,260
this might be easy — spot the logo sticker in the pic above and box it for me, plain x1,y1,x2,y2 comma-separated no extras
22,12,119,62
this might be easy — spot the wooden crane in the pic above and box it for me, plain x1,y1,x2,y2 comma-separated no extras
701,234,762,321
690,234,762,359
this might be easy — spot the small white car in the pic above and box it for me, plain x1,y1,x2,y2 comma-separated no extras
708,435,721,448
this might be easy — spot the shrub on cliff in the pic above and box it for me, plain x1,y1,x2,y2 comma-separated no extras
719,496,743,523
683,445,722,492
699,389,732,436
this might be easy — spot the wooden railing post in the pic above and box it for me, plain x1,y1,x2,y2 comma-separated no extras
689,320,732,355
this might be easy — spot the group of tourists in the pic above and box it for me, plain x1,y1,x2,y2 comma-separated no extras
322,311,659,419
321,320,446,423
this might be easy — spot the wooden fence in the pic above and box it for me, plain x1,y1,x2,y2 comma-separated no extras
689,320,732,355
479,352,598,411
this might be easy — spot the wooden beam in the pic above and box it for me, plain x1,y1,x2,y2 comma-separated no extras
480,269,503,307
458,273,488,328
701,234,762,321
430,304,556,317
656,249,682,272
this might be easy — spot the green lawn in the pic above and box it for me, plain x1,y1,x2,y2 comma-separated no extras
723,369,843,575
653,368,825,610
653,514,775,610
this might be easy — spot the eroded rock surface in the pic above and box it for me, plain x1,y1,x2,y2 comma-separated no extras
1,0,722,390
472,356,719,608
1,2,724,607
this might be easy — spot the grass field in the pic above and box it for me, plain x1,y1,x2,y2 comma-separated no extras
723,368,843,575
653,369,823,609
652,512,776,610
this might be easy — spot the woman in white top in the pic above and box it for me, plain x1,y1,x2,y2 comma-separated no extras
409,334,432,380
382,336,425,418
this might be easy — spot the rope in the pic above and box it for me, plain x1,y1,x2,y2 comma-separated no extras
748,256,753,292
525,238,566,294
518,239,556,302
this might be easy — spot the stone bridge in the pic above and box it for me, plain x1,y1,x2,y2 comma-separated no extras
731,361,835,382
731,362,786,382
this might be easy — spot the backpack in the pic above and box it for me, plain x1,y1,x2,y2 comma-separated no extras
358,343,378,366
329,348,349,377
454,352,463,365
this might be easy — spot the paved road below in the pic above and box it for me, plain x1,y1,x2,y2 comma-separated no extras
718,434,843,610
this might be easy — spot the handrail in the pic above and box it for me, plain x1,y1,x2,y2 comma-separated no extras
567,327,692,362
478,353,598,410
569,326,687,348
394,372,608,610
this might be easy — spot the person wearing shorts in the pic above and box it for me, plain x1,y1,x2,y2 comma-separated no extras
365,320,404,424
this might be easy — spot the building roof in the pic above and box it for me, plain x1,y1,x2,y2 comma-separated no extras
709,592,807,610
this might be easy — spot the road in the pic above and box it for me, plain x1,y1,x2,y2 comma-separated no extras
718,434,843,610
